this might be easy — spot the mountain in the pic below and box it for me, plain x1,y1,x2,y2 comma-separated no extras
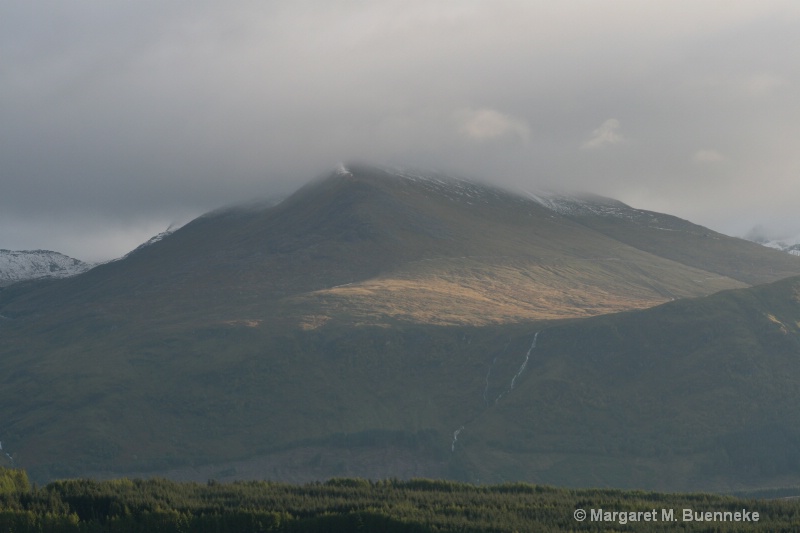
1,164,800,491
0,249,92,287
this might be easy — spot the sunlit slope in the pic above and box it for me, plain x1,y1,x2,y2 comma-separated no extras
288,255,743,326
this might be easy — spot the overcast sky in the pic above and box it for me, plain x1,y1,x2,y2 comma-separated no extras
3,1,800,261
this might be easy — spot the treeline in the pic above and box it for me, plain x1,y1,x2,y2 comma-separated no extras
2,467,800,531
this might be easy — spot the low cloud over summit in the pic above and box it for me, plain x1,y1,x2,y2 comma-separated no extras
3,1,800,260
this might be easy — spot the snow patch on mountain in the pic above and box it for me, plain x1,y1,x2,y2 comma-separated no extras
336,162,352,176
0,250,93,286
525,189,636,218
121,228,175,259
383,165,524,206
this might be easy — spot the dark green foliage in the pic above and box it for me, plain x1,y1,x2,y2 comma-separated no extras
0,467,29,494
1,468,800,532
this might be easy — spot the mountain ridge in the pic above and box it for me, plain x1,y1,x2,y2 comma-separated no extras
2,165,765,326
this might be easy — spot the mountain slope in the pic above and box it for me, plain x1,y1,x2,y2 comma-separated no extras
527,190,800,285
282,169,799,325
457,274,800,491
1,164,800,489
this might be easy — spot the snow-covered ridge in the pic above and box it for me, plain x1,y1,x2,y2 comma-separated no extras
379,165,664,225
133,229,173,252
381,166,692,233
0,249,93,286
525,189,634,218
524,189,702,233
383,165,523,206
120,228,175,260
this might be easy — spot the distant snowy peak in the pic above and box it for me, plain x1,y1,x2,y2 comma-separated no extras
0,249,92,287
743,227,800,256
758,237,800,257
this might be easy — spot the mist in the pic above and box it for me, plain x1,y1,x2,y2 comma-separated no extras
3,1,800,260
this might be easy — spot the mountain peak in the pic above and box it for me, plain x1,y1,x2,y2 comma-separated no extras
0,249,92,287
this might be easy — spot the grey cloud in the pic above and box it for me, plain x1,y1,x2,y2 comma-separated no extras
3,1,800,260
455,108,530,143
581,119,624,150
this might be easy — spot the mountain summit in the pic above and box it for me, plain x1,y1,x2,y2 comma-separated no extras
9,164,791,328
1,164,800,489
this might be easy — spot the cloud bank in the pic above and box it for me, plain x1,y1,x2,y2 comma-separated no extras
2,1,800,260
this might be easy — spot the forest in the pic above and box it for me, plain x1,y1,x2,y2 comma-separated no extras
2,467,800,532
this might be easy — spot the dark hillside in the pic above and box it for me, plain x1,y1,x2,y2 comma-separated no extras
459,275,800,490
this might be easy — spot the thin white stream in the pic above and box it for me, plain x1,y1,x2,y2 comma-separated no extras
453,332,541,453
451,426,464,452
510,332,538,391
